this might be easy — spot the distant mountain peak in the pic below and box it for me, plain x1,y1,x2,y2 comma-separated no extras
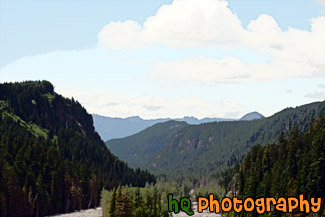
126,116,142,121
240,112,265,121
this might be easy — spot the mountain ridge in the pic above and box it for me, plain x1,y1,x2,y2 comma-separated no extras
106,101,325,177
93,114,240,141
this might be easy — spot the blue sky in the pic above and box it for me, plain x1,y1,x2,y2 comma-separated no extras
1,0,325,119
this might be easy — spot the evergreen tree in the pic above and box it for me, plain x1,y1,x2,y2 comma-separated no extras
108,187,117,217
116,189,134,217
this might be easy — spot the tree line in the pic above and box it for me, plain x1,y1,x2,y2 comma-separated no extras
234,117,325,216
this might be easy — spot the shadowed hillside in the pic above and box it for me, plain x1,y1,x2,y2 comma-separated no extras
0,81,155,217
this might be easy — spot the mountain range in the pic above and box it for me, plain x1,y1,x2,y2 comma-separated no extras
92,112,264,141
105,101,325,177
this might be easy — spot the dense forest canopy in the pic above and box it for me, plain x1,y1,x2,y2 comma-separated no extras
236,117,325,216
0,81,155,217
107,120,188,169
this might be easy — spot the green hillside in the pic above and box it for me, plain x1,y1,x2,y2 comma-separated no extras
106,101,325,177
0,81,155,217
236,117,325,216
106,120,188,168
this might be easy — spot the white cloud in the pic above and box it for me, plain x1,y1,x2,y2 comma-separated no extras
286,89,293,94
150,56,251,83
305,83,325,100
305,91,325,99
150,55,319,83
98,0,243,49
98,0,325,55
56,89,123,108
57,88,246,119
98,20,147,50
245,16,325,67
98,0,325,83
149,13,325,82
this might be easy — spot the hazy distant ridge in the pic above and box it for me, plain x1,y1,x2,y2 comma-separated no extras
92,114,238,141
240,112,265,121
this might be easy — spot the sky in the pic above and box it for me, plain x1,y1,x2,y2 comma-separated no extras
1,0,325,119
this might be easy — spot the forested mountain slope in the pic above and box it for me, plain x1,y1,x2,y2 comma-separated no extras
107,101,325,177
237,117,325,216
0,81,155,217
106,120,188,168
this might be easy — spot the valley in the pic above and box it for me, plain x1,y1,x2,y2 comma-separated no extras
1,81,324,217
